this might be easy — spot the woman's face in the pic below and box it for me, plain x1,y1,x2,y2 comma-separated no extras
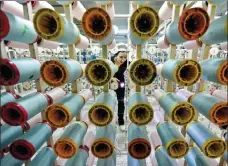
116,52,127,64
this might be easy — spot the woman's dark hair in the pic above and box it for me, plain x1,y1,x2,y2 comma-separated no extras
113,51,127,58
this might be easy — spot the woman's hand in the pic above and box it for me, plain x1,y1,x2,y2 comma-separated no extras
109,77,119,90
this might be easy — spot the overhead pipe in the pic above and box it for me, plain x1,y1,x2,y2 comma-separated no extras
186,121,226,158
9,121,54,160
91,123,116,158
128,154,146,166
0,153,25,166
97,151,117,166
57,1,86,21
158,1,173,21
128,92,153,126
0,123,29,150
0,11,39,44
128,123,151,159
189,92,228,127
45,89,92,128
33,8,81,45
129,6,159,45
65,131,94,166
183,39,203,50
85,59,118,86
200,59,228,85
155,146,178,166
156,59,201,86
0,58,40,86
40,59,83,87
201,14,227,45
184,146,211,166
157,121,189,158
0,92,17,107
28,146,57,166
82,7,115,45
96,1,115,19
88,91,117,126
164,7,210,45
154,89,196,126
211,89,227,101
129,58,156,86
1,92,50,126
54,121,87,158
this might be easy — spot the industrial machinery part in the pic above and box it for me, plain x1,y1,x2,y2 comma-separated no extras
85,59,117,86
82,7,115,44
40,59,83,87
156,59,201,86
154,89,196,126
157,121,189,158
155,146,179,166
0,10,39,44
165,8,210,45
200,59,228,85
129,6,159,45
97,151,117,166
1,93,49,126
0,58,41,86
128,123,151,159
201,15,227,44
28,146,57,166
9,121,54,160
33,8,80,44
129,58,157,86
54,122,87,158
88,91,117,127
0,123,29,150
0,92,17,107
186,121,226,158
65,146,89,166
128,154,146,166
0,153,25,166
128,92,153,126
46,89,91,128
57,0,86,21
91,123,116,158
96,1,115,19
211,90,227,101
189,92,228,127
184,146,211,166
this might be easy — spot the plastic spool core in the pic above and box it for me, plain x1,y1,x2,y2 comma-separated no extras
185,13,205,34
170,143,186,157
92,108,109,124
134,107,148,122
55,142,74,158
133,143,147,157
129,139,151,159
136,13,153,33
0,64,13,81
174,107,192,125
89,15,106,34
135,64,149,79
180,65,197,81
4,108,21,124
95,143,109,156
38,14,57,36
52,109,66,124
43,64,63,83
207,142,224,157
14,145,28,156
93,65,106,80
223,66,228,82
215,106,228,124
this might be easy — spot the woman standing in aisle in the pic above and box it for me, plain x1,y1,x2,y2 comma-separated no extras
111,44,129,131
